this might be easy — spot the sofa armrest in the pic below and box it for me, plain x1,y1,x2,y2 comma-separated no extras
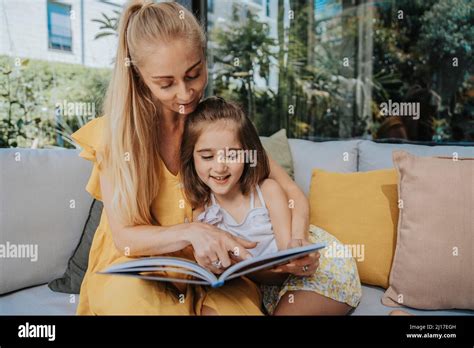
0,149,93,294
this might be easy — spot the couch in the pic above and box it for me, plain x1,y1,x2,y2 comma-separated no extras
1,139,473,315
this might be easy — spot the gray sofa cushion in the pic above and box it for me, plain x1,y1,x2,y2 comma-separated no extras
353,285,474,316
358,141,474,171
0,284,78,315
1,283,472,316
288,139,360,195
0,149,93,295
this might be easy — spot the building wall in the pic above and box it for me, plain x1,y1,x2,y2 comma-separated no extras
0,0,123,68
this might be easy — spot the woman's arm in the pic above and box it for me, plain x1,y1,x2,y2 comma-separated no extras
267,155,309,240
266,155,320,277
100,171,189,256
99,171,256,273
260,178,292,249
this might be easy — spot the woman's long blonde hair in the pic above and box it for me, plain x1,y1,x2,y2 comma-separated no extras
101,0,206,226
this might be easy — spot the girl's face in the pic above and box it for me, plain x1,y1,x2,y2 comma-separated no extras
193,121,245,197
137,39,208,115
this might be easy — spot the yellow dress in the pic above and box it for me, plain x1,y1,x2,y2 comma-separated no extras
71,117,262,315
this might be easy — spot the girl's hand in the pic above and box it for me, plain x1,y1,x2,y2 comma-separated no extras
272,238,320,277
185,222,257,274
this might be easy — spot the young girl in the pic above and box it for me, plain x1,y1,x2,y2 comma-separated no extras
180,97,362,315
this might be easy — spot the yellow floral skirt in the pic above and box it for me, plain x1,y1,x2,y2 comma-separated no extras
261,225,362,315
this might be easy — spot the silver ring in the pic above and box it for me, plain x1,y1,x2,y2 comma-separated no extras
302,265,309,272
212,260,222,269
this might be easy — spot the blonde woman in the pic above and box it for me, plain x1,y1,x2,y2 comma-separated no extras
72,0,351,315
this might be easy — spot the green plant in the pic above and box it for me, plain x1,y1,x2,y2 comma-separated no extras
209,0,473,141
0,55,111,148
0,57,53,147
211,4,277,124
92,10,121,39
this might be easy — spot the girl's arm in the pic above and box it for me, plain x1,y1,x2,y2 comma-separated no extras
246,178,292,285
267,155,310,240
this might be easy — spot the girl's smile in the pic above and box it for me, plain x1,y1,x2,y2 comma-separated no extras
210,174,231,185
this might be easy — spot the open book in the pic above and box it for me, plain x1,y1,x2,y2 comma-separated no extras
99,243,326,288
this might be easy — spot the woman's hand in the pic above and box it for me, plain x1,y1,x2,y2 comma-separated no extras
185,222,257,274
272,238,320,277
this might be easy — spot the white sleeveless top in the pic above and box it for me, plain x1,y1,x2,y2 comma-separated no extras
196,184,278,257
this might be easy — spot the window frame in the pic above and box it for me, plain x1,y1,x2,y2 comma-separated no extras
188,0,474,146
47,0,73,53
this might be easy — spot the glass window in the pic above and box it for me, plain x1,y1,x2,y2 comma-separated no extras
206,0,474,144
47,1,72,52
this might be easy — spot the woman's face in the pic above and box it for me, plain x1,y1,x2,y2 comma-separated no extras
137,39,208,115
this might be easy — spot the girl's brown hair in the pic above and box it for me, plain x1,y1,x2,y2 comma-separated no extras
180,97,270,208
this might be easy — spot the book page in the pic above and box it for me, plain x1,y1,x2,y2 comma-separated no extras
101,256,218,284
218,243,326,282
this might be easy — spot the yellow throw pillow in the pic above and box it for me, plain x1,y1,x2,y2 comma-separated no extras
309,169,399,288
